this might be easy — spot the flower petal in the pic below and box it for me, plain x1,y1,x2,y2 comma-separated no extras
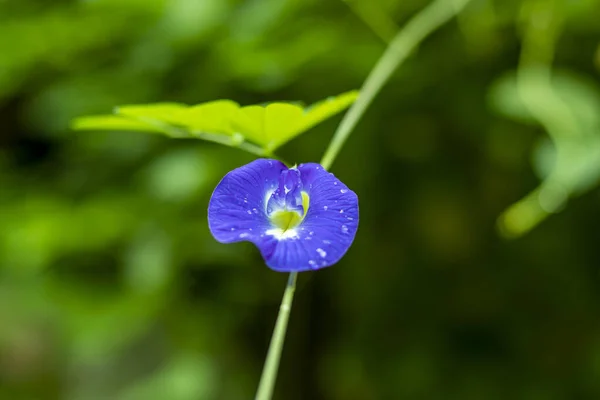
262,163,359,272
208,160,359,273
208,159,286,243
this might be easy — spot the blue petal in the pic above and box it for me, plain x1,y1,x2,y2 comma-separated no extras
208,159,286,243
263,163,359,272
208,160,359,273
266,168,304,216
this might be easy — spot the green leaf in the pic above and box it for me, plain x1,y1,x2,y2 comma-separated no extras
177,100,240,134
71,115,165,133
71,90,359,153
115,103,188,126
229,90,359,150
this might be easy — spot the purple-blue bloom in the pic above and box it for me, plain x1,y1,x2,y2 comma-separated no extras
208,159,359,272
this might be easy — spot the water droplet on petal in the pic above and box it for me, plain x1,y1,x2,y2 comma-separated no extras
323,206,328,210
341,225,348,233
333,181,338,185
247,210,252,214
231,228,235,231
316,248,327,258
340,189,348,194
309,231,314,235
347,217,353,220
340,209,344,213
239,233,249,238
323,240,331,244
253,208,258,213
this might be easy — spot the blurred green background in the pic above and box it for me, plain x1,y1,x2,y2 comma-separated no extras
2,0,600,399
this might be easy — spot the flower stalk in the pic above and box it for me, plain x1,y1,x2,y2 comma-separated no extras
255,272,297,400
254,0,473,398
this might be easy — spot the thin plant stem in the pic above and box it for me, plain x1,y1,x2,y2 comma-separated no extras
255,272,298,400
254,1,472,399
320,0,473,170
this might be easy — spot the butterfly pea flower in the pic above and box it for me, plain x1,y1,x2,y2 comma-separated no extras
208,159,359,272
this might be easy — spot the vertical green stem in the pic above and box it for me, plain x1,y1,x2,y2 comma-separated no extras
255,1,472,399
255,272,298,400
320,0,473,170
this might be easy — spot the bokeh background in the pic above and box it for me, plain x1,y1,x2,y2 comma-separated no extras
2,0,600,399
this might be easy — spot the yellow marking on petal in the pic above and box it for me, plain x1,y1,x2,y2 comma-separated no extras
270,210,303,231
301,191,310,218
268,191,311,233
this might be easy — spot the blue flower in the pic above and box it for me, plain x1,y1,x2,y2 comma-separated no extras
208,159,359,272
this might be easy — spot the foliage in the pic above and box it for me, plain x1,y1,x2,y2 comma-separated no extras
72,91,358,152
2,0,600,399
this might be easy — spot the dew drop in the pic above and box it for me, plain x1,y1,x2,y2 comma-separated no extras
340,209,344,213
316,248,327,258
239,233,249,238
309,260,317,268
341,225,348,233
323,206,328,210
247,210,252,214
323,240,332,244
347,217,353,221
231,228,235,231
333,181,338,185
309,231,314,235
252,208,258,213
340,189,348,194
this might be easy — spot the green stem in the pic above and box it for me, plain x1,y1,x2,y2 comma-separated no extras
255,272,298,400
254,1,472,399
320,0,473,170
